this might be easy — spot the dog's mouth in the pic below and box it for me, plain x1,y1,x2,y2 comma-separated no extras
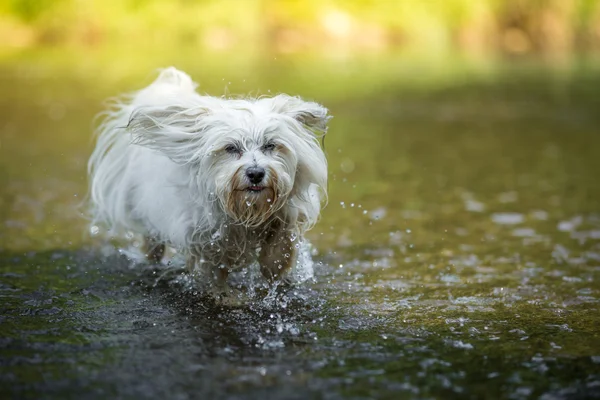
246,186,265,192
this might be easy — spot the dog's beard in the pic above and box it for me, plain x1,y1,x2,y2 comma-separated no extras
219,167,290,227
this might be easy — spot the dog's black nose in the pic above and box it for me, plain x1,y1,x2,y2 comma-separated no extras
246,166,265,184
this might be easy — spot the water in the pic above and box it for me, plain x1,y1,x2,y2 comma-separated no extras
2,50,600,399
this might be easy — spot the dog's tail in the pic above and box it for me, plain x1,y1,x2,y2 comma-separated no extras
131,67,198,108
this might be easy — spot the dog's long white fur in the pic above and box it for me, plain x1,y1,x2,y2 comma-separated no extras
88,67,329,271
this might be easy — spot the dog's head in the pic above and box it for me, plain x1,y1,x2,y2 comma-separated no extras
128,94,330,229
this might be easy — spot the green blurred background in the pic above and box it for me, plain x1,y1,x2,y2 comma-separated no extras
1,0,600,251
2,0,600,57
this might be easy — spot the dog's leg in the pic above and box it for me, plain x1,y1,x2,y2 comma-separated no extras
259,230,297,285
186,254,197,274
210,264,242,303
212,265,229,288
143,236,165,263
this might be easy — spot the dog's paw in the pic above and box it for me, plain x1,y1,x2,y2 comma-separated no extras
209,284,247,306
277,275,297,289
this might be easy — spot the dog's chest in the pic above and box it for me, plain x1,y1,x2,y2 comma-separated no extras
202,224,270,267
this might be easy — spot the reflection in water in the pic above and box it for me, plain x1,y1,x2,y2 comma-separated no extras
1,53,600,399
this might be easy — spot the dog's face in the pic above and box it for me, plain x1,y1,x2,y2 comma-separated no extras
210,123,297,226
129,95,330,228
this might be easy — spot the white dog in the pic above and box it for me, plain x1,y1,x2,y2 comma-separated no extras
88,67,329,291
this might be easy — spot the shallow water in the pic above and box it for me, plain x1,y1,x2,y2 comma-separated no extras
1,51,600,399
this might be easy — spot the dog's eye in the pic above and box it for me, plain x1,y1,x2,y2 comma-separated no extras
224,144,239,154
262,142,276,152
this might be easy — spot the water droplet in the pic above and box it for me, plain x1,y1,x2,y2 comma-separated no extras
90,225,99,235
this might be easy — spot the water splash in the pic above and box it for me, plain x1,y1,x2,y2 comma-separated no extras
113,238,316,294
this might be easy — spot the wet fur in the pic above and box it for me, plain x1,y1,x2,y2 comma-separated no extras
88,67,329,288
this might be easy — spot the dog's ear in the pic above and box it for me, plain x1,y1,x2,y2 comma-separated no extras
267,95,329,229
270,95,331,135
127,105,210,164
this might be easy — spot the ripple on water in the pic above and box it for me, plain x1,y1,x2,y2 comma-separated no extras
491,212,525,225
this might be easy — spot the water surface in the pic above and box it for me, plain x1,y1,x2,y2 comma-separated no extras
1,51,600,399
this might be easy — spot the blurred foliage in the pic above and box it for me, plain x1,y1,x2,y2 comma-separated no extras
1,0,600,57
